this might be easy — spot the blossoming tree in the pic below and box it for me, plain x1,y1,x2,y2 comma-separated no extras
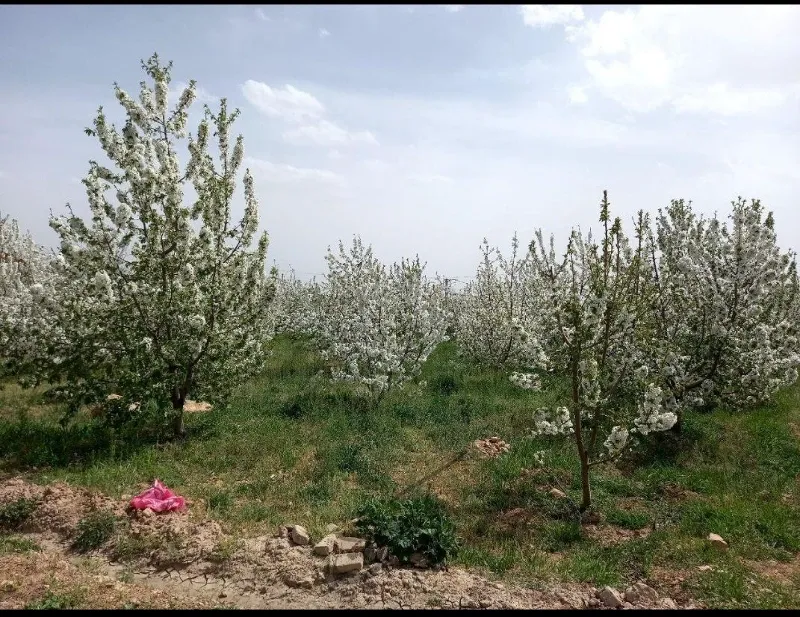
647,198,800,428
456,234,544,368
0,213,59,382
317,236,448,402
521,193,677,511
35,53,274,436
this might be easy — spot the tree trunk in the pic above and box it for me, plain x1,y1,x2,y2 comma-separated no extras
670,409,683,434
578,447,591,512
171,387,186,437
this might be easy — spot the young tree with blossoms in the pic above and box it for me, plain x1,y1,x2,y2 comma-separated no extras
456,234,544,368
521,192,677,512
317,236,448,403
30,53,275,436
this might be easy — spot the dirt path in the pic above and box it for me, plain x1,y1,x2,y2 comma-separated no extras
0,477,684,610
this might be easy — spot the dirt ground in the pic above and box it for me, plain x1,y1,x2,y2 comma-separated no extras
0,477,691,610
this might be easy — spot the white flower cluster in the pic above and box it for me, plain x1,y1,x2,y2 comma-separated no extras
531,405,573,436
632,383,678,435
316,236,449,401
509,371,542,390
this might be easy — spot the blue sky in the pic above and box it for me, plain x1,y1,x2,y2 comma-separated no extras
1,5,799,280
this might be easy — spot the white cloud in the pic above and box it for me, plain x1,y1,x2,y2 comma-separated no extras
442,5,464,13
673,84,787,117
328,149,343,160
567,85,588,104
243,80,377,148
245,157,345,186
563,6,800,115
409,173,453,184
283,120,378,147
254,8,269,22
319,27,330,38
241,80,325,122
520,5,584,28
0,170,6,179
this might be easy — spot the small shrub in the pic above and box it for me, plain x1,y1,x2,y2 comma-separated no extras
0,497,39,531
72,510,117,552
429,373,461,396
208,491,234,514
25,589,82,610
354,494,459,567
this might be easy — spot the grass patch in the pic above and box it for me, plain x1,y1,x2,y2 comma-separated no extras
0,534,40,555
72,510,117,552
1,336,799,608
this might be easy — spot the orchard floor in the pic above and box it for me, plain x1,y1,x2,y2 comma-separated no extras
1,336,799,609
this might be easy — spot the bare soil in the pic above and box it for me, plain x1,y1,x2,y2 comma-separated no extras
0,477,691,610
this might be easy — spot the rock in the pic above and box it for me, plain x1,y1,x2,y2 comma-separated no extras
142,507,154,517
587,598,600,608
325,523,339,533
283,571,314,589
313,534,336,556
290,525,311,546
549,487,567,499
697,565,713,572
707,533,728,551
597,586,624,608
622,601,634,609
460,596,478,609
1,580,17,592
624,582,659,604
376,546,389,562
276,525,290,539
328,552,364,574
368,563,382,576
492,582,504,590
363,547,378,563
218,591,227,598
659,598,678,609
409,552,429,568
335,536,366,553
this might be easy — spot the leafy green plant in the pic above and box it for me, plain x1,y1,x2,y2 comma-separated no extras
72,510,117,552
0,497,39,531
354,494,459,567
25,589,82,610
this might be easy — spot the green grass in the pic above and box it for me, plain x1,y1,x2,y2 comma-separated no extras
1,335,799,609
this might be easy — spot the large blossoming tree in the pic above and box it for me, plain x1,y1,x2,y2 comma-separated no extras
37,53,275,436
647,198,799,428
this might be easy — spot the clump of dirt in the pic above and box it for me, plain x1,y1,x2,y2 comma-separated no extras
473,437,511,459
582,523,652,547
0,478,125,538
743,556,800,586
183,400,212,414
0,552,228,609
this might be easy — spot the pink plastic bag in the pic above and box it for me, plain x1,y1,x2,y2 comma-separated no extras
129,479,186,513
